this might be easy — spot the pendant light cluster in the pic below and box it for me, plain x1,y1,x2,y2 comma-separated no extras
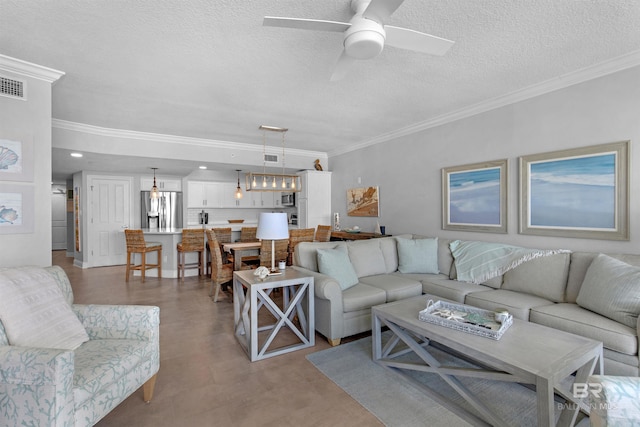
247,125,300,192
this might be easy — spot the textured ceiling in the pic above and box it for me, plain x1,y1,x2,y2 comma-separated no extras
2,0,640,180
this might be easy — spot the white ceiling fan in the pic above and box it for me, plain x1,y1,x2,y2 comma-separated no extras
263,0,455,81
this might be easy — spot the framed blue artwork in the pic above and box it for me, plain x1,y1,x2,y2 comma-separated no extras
519,141,629,240
442,159,508,233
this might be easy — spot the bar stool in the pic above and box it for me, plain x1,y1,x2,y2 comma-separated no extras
177,229,205,281
124,229,162,283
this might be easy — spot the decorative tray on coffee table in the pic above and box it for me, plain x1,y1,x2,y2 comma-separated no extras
418,300,512,340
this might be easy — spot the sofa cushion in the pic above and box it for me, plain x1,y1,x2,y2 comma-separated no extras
0,267,89,350
449,263,503,288
317,246,359,290
359,274,422,302
530,303,637,356
342,283,387,313
464,289,554,321
295,241,346,271
577,254,640,328
379,237,400,273
502,253,570,303
567,252,640,303
396,237,439,274
347,240,387,277
418,276,492,304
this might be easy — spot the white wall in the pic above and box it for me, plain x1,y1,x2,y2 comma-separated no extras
0,55,63,267
330,66,640,254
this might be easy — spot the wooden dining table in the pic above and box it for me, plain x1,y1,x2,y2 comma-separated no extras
222,241,261,270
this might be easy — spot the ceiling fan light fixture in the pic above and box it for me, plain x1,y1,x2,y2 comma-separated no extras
344,19,385,59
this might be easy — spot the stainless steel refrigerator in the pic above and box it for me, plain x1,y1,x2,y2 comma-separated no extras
141,191,183,229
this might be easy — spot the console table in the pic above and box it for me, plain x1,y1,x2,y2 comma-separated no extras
330,231,390,241
233,269,314,361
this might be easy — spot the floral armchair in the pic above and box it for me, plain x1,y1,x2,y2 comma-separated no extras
0,266,160,426
589,375,640,426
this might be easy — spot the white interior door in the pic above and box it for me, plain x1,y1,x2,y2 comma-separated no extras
88,176,132,267
51,188,67,250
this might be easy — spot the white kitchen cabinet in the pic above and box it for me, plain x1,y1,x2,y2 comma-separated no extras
187,181,220,208
141,177,182,192
249,191,276,208
297,170,331,230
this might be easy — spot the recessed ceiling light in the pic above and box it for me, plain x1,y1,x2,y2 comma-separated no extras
70,152,83,158
199,165,207,169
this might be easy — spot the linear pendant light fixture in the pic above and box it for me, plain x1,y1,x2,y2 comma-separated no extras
247,125,300,192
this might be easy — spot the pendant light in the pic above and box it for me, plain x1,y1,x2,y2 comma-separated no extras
150,167,159,199
235,170,243,199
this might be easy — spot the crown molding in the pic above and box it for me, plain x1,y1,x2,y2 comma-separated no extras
0,54,65,83
52,119,328,159
328,50,640,157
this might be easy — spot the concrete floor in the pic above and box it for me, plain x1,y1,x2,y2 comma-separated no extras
53,251,382,427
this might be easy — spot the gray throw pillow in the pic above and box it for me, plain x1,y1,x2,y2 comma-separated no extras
317,246,359,290
396,237,439,274
576,254,640,328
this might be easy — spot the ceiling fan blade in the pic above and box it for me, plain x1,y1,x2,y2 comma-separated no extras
384,25,454,56
330,50,357,81
362,0,406,23
263,16,350,33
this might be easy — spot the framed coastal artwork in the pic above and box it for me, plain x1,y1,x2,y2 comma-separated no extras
0,138,34,182
519,141,629,240
0,184,34,234
347,187,379,217
442,159,508,233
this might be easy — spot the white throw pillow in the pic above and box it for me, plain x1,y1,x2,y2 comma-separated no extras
0,267,89,350
396,237,439,274
317,246,359,290
576,254,640,329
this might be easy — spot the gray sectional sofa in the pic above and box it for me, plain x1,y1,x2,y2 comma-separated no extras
292,235,640,376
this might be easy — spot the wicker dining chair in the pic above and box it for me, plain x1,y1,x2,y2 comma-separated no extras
259,239,290,269
240,226,258,242
124,229,162,283
206,230,252,302
176,229,205,281
315,225,332,242
288,228,315,265
206,227,233,275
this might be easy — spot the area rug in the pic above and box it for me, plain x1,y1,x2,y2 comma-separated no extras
307,333,568,427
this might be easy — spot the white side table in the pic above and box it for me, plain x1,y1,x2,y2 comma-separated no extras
233,269,314,361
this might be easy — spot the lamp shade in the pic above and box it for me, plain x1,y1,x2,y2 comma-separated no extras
256,213,289,240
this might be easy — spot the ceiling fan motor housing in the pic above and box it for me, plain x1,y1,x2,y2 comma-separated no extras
344,16,386,59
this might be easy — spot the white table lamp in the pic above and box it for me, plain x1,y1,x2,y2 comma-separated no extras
256,212,289,272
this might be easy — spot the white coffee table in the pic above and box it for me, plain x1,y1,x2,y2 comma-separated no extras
233,269,314,361
372,295,603,427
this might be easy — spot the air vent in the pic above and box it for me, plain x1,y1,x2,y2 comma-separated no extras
264,154,279,163
0,75,26,100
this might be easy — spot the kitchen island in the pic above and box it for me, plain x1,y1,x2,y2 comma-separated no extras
138,228,201,279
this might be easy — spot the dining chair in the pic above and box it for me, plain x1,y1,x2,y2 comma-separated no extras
206,227,233,275
288,228,315,265
240,226,258,242
124,229,162,283
176,229,204,281
315,225,332,242
259,239,289,269
206,230,252,302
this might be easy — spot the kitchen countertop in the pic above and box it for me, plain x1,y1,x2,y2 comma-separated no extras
140,228,184,234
